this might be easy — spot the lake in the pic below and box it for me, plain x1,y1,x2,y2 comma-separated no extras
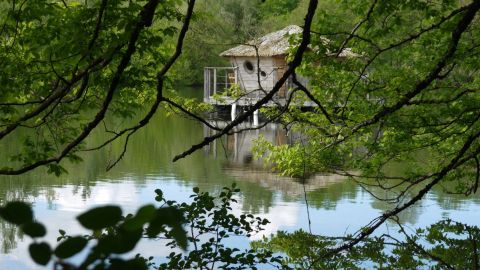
0,89,479,269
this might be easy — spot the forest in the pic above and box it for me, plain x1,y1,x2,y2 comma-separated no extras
0,0,479,269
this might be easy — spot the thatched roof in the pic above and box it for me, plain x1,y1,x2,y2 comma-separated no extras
220,25,302,57
219,25,358,58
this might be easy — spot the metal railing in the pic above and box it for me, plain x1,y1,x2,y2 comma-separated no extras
203,66,300,105
204,67,238,101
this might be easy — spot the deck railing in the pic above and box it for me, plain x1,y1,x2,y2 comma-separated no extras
204,66,302,106
204,67,239,101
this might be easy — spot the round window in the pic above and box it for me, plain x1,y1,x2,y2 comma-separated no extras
260,70,267,77
243,60,255,74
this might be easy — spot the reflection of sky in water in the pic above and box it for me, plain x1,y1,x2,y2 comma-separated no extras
2,176,480,270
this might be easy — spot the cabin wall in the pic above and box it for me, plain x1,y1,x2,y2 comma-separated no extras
273,57,287,98
229,56,284,93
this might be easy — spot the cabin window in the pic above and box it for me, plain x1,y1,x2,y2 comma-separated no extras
243,60,255,74
260,70,267,77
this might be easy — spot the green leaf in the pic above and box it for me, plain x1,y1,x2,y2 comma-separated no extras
154,189,163,201
0,201,33,225
107,258,148,270
171,225,188,250
54,236,88,259
123,204,156,231
21,222,47,238
146,207,187,249
29,242,51,266
77,206,122,230
97,228,143,254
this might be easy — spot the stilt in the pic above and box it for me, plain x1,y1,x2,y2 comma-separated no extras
233,132,238,161
231,103,237,121
253,110,259,126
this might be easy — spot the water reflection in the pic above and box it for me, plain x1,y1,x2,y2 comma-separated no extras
0,94,479,269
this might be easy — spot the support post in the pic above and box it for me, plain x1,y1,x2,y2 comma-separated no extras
213,68,217,96
231,103,237,121
233,132,238,161
234,67,238,85
204,68,208,102
253,109,259,127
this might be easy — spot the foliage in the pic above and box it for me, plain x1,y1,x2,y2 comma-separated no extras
173,0,308,85
253,219,480,269
2,184,480,269
172,0,480,267
0,0,198,176
1,0,480,269
212,84,244,102
279,0,480,181
246,0,480,243
172,0,262,85
253,134,343,178
259,0,301,17
0,184,284,269
0,198,186,269
156,183,282,270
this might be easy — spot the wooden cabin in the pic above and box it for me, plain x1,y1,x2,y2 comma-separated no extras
204,25,357,123
204,25,304,107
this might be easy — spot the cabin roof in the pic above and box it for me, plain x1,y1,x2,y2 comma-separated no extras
219,25,358,58
220,25,302,57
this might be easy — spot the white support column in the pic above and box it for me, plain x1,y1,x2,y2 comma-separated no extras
213,68,217,96
233,132,238,161
234,67,238,85
253,109,259,126
231,103,237,121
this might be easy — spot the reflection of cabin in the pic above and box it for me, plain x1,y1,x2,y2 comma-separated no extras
203,120,292,165
204,25,307,107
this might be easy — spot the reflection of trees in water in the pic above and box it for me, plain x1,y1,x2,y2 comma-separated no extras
431,181,480,210
239,185,274,214
0,220,21,254
304,175,479,226
306,180,357,210
0,187,26,254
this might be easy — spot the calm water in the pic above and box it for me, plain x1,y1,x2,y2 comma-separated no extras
0,90,479,269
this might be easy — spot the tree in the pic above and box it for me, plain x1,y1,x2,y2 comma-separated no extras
172,0,480,265
173,0,263,85
0,0,199,175
1,0,480,269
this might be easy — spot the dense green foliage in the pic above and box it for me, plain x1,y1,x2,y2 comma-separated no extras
0,0,188,175
250,0,480,267
1,0,480,269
